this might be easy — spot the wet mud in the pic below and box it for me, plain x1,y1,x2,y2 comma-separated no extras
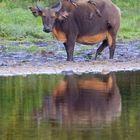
0,40,140,75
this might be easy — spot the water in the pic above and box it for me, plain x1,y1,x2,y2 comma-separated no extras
0,71,140,140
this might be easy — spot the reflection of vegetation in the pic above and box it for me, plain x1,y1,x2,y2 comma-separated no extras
116,71,140,140
0,74,64,140
0,72,140,139
0,0,139,41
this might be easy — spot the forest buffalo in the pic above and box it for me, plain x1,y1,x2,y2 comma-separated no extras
30,0,121,61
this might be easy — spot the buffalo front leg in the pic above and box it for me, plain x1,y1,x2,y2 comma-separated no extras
64,40,75,61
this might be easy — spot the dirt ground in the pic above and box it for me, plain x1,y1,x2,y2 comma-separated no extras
0,40,140,76
0,60,140,76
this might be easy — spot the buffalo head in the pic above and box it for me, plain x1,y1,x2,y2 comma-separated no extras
29,0,63,33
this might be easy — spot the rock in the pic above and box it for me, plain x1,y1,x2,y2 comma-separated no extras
34,50,55,58
0,45,6,53
62,70,74,75
34,42,48,47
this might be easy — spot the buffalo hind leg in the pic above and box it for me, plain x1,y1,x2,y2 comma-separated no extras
109,36,116,59
95,40,108,60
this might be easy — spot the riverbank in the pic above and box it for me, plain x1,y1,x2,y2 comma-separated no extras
0,40,140,76
0,60,140,76
0,0,140,76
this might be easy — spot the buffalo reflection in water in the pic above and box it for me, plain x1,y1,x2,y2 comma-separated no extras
34,73,121,127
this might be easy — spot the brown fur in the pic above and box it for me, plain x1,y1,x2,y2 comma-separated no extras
76,32,112,45
52,27,67,42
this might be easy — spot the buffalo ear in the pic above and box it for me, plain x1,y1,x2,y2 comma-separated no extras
56,11,69,20
29,7,42,17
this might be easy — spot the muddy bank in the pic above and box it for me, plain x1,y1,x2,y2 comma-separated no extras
0,60,140,76
0,40,140,76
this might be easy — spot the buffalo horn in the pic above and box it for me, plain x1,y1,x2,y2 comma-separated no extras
52,0,62,12
36,0,43,11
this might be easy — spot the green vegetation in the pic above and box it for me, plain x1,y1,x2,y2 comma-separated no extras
0,6,53,42
5,45,46,53
0,74,64,140
0,0,140,41
113,0,140,40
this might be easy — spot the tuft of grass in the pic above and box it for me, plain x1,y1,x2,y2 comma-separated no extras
26,46,43,53
5,45,47,53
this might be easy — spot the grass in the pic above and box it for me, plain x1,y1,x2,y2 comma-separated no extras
0,3,54,42
0,0,140,42
5,45,46,53
113,0,140,41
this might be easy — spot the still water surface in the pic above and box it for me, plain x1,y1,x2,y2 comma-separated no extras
0,71,140,140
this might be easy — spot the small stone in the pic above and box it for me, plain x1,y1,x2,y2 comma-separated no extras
102,69,110,75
